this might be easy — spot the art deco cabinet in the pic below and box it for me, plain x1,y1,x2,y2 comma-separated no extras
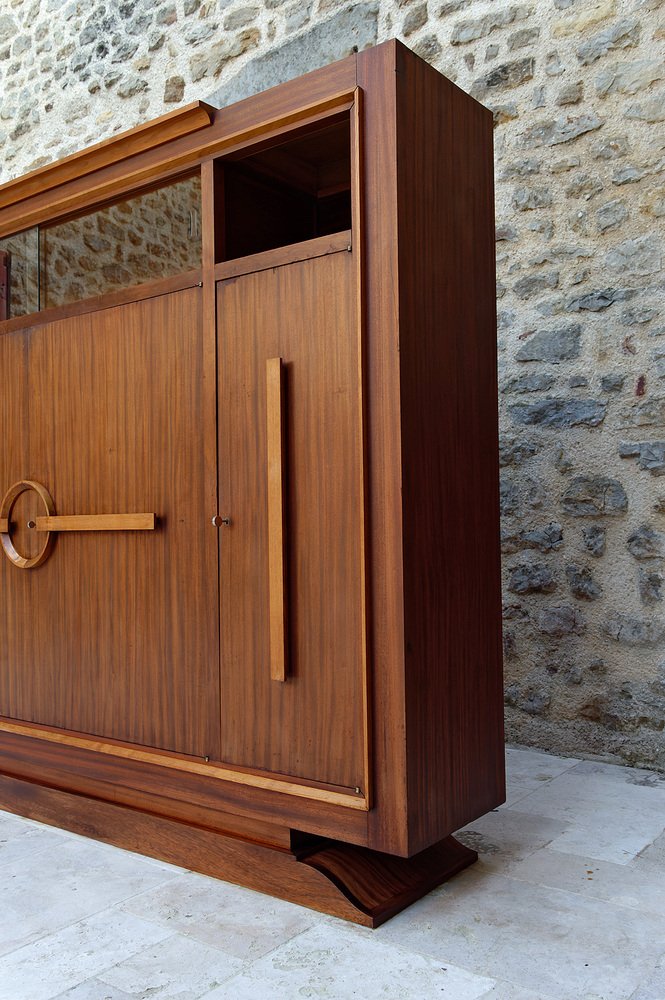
0,40,504,926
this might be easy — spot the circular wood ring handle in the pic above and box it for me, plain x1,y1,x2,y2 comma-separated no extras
0,480,56,569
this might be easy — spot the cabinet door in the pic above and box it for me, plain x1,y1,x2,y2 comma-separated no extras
217,249,367,793
0,287,220,757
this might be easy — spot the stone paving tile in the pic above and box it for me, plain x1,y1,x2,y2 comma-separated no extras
633,832,665,876
2,748,665,1000
0,910,172,1000
459,807,570,872
53,980,134,1000
375,867,665,1000
0,836,181,958
504,747,581,808
514,764,665,864
503,846,665,917
630,955,665,1000
199,922,496,1000
121,871,316,961
480,984,564,1000
97,933,244,998
0,820,69,869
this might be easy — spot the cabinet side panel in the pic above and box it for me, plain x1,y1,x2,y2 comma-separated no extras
395,44,505,853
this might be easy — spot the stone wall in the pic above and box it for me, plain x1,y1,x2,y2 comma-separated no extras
0,0,663,769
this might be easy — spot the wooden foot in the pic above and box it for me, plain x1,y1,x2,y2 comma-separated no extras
297,836,477,927
0,773,476,927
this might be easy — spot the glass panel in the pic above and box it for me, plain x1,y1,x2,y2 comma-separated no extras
0,174,201,321
0,226,40,319
40,175,201,310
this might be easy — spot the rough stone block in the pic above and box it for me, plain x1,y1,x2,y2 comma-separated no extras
639,568,663,605
501,522,564,554
499,437,541,466
510,398,606,428
515,323,581,362
596,198,628,231
566,287,635,312
596,60,664,97
606,235,662,277
508,562,557,594
566,563,602,600
471,57,535,97
576,18,641,66
502,373,556,394
627,524,665,560
603,612,665,646
583,524,606,556
520,113,604,148
561,476,628,516
206,3,379,107
619,441,665,475
513,272,560,300
538,604,586,636
450,6,529,45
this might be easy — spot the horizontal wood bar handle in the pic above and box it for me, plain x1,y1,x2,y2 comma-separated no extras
34,513,155,532
266,357,288,683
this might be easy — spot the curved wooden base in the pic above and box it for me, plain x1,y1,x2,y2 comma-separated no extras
0,773,476,927
297,836,477,926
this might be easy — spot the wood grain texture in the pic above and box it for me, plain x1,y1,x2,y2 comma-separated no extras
394,42,505,853
0,723,370,846
0,102,214,212
35,513,155,531
0,773,476,927
0,269,202,337
0,519,7,533
0,719,366,809
217,249,367,792
0,287,220,757
0,88,356,239
266,357,288,683
0,249,8,321
0,479,56,569
356,41,410,856
213,230,352,282
299,834,477,926
0,44,506,913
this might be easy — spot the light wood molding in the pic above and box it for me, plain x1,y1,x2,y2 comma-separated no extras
0,101,215,214
35,514,155,532
266,357,288,683
214,230,352,282
0,719,369,810
0,91,355,238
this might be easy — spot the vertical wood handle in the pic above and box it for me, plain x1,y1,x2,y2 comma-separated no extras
266,357,288,682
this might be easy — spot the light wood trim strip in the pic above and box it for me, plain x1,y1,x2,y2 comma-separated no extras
0,269,202,338
350,87,373,809
0,101,215,212
35,514,155,532
0,94,355,239
266,357,288,683
0,519,8,533
0,719,368,810
214,230,352,283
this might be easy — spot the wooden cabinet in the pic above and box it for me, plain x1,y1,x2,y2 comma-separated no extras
0,40,504,926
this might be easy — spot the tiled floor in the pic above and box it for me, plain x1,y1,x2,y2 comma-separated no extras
1,747,664,1000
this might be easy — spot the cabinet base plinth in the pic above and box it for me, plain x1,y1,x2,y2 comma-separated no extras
0,773,477,927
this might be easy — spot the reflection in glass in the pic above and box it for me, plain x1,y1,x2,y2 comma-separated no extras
0,226,40,319
0,174,201,320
